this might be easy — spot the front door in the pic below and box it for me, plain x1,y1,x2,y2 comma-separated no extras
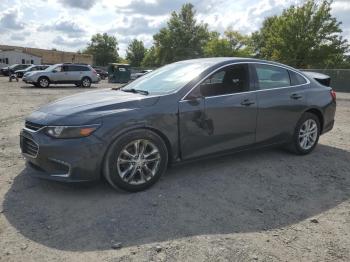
179,63,258,159
50,65,69,83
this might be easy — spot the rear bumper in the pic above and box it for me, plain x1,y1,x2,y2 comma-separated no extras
20,128,105,182
321,101,336,135
322,119,334,134
92,76,101,83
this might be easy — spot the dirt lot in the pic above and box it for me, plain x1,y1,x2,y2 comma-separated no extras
0,76,349,262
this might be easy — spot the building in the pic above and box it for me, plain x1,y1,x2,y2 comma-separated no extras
0,45,93,67
0,50,42,68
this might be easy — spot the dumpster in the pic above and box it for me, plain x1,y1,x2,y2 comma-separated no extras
107,63,131,83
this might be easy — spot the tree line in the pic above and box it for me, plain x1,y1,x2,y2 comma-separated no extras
83,0,349,69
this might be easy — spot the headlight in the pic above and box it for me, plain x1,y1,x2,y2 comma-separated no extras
44,124,100,138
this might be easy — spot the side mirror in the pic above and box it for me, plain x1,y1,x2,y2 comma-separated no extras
185,88,202,101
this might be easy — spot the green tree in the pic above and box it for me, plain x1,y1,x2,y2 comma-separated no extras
153,3,210,65
204,29,253,57
141,46,159,67
126,39,147,67
84,33,119,66
251,0,349,68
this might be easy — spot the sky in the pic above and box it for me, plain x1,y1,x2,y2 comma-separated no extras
0,0,349,57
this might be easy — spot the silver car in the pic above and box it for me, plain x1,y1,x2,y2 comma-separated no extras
23,63,100,88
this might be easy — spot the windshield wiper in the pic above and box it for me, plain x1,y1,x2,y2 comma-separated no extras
121,88,149,95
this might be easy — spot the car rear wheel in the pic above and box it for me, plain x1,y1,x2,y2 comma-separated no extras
289,112,320,155
103,130,168,192
37,77,50,88
81,77,91,88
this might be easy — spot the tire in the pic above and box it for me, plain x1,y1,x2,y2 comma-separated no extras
81,77,91,88
289,112,320,155
37,76,50,88
103,129,168,192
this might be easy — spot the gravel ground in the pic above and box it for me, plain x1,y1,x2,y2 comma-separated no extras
0,76,349,262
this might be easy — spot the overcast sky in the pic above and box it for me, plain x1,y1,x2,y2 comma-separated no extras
0,0,349,57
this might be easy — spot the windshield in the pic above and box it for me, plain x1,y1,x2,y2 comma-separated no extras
9,64,19,69
25,65,35,71
122,61,214,95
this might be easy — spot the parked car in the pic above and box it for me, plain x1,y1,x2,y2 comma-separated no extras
1,64,31,76
93,68,108,80
22,63,100,88
131,69,152,80
15,65,49,78
20,58,336,192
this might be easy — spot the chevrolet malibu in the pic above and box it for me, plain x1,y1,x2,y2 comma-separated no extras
20,58,336,192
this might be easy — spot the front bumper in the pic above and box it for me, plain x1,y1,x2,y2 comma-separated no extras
22,76,35,83
20,128,105,182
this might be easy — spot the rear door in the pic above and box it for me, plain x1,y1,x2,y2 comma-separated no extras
66,65,81,81
179,63,258,159
253,63,309,144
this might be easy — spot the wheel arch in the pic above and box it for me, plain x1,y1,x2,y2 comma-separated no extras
38,75,50,82
81,76,92,81
100,126,173,178
304,108,324,133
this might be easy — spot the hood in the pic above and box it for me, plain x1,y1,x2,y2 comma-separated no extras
33,88,159,118
27,70,46,75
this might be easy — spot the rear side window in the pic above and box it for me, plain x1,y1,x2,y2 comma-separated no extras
77,65,90,71
289,70,307,85
255,64,290,89
66,65,90,71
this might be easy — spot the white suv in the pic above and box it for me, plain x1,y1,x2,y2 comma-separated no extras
23,64,101,88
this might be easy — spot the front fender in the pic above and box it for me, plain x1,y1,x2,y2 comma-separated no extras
98,107,179,163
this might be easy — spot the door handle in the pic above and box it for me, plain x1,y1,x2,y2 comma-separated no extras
240,99,255,106
290,93,302,100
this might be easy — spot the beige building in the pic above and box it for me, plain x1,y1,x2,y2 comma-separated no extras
0,45,93,65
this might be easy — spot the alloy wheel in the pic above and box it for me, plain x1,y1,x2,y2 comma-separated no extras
298,119,318,150
39,78,49,87
82,78,91,87
117,139,161,185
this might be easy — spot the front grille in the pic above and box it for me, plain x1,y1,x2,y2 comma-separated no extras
25,121,44,131
21,135,39,157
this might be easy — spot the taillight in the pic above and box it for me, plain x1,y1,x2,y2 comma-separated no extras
330,89,336,101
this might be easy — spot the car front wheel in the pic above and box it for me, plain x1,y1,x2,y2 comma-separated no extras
290,112,320,155
37,77,50,88
103,130,168,192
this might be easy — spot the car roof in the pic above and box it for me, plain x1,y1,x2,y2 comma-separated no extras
176,57,296,70
57,63,89,66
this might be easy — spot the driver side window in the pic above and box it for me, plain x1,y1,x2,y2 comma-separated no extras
199,64,250,97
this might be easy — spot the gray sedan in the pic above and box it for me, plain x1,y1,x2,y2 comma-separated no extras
20,58,336,192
